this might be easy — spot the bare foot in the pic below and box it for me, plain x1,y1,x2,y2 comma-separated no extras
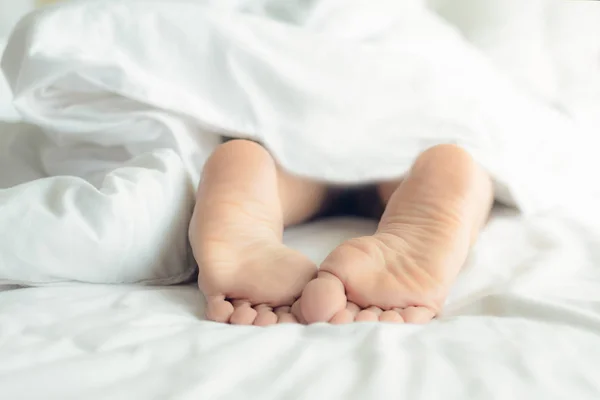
199,234,317,326
296,144,493,324
190,140,325,326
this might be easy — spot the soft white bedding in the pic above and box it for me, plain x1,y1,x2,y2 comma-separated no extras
1,0,599,285
2,1,600,398
3,211,600,399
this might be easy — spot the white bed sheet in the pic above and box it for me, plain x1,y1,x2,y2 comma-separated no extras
2,210,600,399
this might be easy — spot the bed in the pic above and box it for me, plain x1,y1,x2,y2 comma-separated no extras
2,1,600,399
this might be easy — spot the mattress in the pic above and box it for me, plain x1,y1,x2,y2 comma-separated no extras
2,209,600,399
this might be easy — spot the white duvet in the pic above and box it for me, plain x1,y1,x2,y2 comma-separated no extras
1,0,599,284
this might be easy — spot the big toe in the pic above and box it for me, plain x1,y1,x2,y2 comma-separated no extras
300,271,347,323
205,296,234,323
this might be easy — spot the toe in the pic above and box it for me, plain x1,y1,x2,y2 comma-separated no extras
379,310,404,323
253,305,278,326
289,302,305,324
300,271,347,324
277,313,299,324
355,306,382,322
330,302,361,324
275,306,299,324
230,301,258,325
205,296,234,323
330,310,354,324
401,306,436,324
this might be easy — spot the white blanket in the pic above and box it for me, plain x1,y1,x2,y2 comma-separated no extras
1,0,600,284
